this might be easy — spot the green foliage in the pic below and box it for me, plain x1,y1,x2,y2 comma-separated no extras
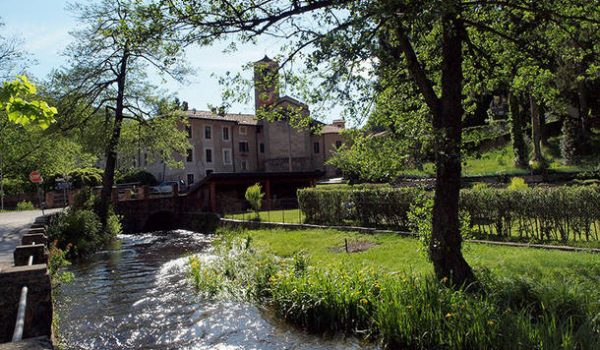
189,233,600,349
47,209,103,257
116,168,158,186
0,75,57,129
327,131,430,182
117,113,190,172
298,186,424,229
48,241,74,288
408,194,473,258
15,200,34,211
407,194,433,255
507,177,528,190
245,183,264,217
48,190,121,258
69,167,103,188
300,185,600,244
460,185,600,242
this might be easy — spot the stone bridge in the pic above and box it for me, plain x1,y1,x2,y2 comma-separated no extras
113,171,321,233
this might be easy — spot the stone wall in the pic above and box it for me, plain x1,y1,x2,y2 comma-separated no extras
0,216,53,346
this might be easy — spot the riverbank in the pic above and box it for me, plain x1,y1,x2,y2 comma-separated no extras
189,227,600,349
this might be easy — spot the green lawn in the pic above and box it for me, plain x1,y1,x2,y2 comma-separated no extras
198,227,600,348
240,227,600,284
224,209,304,223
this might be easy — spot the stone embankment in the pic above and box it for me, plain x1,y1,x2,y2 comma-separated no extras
0,216,53,350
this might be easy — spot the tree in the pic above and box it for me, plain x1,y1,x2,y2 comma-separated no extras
164,0,598,286
245,183,264,219
0,76,58,209
61,0,189,226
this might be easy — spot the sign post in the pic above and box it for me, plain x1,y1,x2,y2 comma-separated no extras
29,171,44,215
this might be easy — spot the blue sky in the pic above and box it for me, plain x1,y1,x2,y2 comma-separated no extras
1,0,341,121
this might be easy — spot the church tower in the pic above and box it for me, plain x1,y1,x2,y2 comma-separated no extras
254,55,279,111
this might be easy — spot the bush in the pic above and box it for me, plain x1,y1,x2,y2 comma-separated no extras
507,177,528,190
16,200,35,211
116,169,158,186
299,185,600,243
245,183,264,219
460,185,600,242
299,186,425,229
47,207,120,258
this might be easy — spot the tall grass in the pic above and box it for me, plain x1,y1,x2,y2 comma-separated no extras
188,234,600,349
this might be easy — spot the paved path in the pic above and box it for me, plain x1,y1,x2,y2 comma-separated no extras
0,209,62,270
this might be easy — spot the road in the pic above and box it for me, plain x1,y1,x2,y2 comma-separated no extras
0,209,62,270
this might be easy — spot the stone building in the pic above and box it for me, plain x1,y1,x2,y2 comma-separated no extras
146,56,345,185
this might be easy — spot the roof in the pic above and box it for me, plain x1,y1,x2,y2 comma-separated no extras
186,109,343,132
186,110,259,125
321,124,345,134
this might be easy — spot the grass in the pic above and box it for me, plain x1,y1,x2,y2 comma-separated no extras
399,135,600,177
238,228,600,281
189,227,600,349
224,209,305,223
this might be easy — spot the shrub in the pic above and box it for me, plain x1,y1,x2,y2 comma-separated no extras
245,183,264,219
298,186,423,228
47,208,117,258
300,184,600,243
116,169,158,186
16,200,35,211
48,241,74,287
507,177,528,190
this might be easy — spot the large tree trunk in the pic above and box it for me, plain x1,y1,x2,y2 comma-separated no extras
577,79,590,149
530,94,544,163
508,91,527,168
99,53,128,227
429,14,475,287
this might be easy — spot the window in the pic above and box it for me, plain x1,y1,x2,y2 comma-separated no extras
240,160,248,171
222,126,230,141
239,141,249,153
259,143,265,153
187,173,194,185
186,148,193,162
186,125,192,138
313,142,320,154
206,169,213,176
335,140,343,148
205,148,213,163
223,148,232,165
239,126,247,135
204,126,212,139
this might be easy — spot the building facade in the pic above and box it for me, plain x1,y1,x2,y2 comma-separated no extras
146,56,345,185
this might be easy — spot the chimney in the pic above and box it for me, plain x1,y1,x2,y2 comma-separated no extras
254,55,279,111
332,119,345,129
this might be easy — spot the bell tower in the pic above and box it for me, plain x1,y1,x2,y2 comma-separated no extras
254,55,279,111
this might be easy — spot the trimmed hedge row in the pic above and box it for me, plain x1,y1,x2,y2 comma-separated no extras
461,186,600,242
298,186,422,229
298,185,600,242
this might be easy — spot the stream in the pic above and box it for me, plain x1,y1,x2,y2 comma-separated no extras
55,230,374,349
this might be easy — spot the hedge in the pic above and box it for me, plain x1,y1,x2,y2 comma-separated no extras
298,185,600,242
298,186,423,229
460,186,600,242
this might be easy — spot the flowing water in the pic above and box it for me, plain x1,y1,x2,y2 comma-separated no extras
55,230,374,349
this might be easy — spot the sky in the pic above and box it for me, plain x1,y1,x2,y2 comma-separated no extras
0,0,342,122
